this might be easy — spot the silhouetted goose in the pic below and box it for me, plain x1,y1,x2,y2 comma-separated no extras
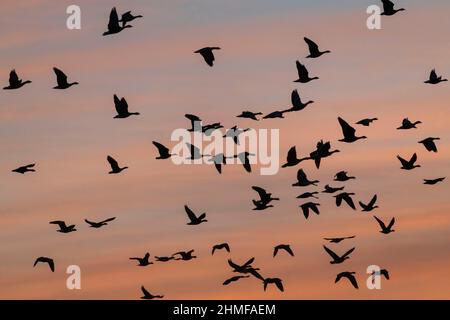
173,250,196,261
381,0,405,16
292,169,319,187
3,69,31,89
304,37,330,58
252,186,279,204
334,171,355,182
323,236,355,243
119,11,143,27
140,286,163,299
252,200,274,211
283,89,314,112
397,118,421,130
185,114,202,132
273,244,294,257
424,69,447,84
103,7,132,36
308,140,340,169
52,67,78,89
152,141,173,159
397,153,420,170
184,205,207,225
356,118,378,126
334,192,356,210
208,153,228,174
129,253,153,266
49,220,76,233
335,272,358,289
195,47,221,67
12,164,35,174
423,177,445,185
223,126,250,145
202,122,224,135
223,275,250,286
234,152,254,173
113,94,139,118
212,243,230,255
263,110,285,119
359,195,378,212
34,257,55,272
297,191,319,199
155,256,176,262
228,257,256,273
282,146,303,168
371,269,390,282
299,202,320,219
263,278,284,292
374,216,395,234
322,184,345,193
418,137,440,152
294,61,318,83
107,155,128,174
323,246,355,264
237,111,262,121
85,217,116,228
338,117,367,143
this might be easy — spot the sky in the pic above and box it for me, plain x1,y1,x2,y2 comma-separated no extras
0,0,449,299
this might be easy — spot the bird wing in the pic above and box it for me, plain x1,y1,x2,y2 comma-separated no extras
252,186,268,200
243,257,255,267
342,247,355,259
338,117,356,139
243,158,252,173
335,194,343,207
152,141,170,156
343,194,356,210
47,259,55,272
113,95,123,115
108,7,120,30
101,217,116,223
381,269,390,280
323,245,340,260
430,69,437,81
300,204,309,219
397,155,409,168
186,143,201,158
368,194,377,207
382,0,395,11
285,246,295,256
49,220,66,228
273,247,279,257
304,37,319,54
410,153,418,164
223,243,230,252
387,217,396,230
107,156,120,171
291,89,302,107
227,259,240,270
120,97,129,113
296,169,307,182
374,216,387,230
296,61,309,78
310,203,320,215
9,70,19,84
53,67,68,85
286,146,298,164
275,280,284,292
184,205,197,221
84,219,95,226
346,274,359,289
141,286,150,297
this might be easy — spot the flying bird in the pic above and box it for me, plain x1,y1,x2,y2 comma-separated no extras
294,61,319,83
140,286,163,299
186,143,210,160
49,221,76,233
334,171,355,182
185,114,202,132
423,177,445,185
33,257,55,272
323,246,355,264
252,186,279,204
113,94,139,118
12,164,35,174
3,69,31,89
195,47,221,67
129,253,153,266
173,250,197,261
184,205,207,225
307,140,340,169
323,236,355,243
282,89,314,112
356,118,378,126
237,111,262,121
397,118,421,130
304,37,330,58
228,257,257,273
397,153,420,170
424,69,447,84
119,11,143,27
273,244,294,257
107,155,128,174
263,110,285,119
282,146,303,168
103,7,132,36
152,141,173,159
335,272,358,289
223,275,250,286
380,0,405,16
299,202,320,219
371,269,390,283
322,184,345,193
292,169,319,187
155,256,176,262
334,192,356,210
418,137,440,152
374,216,396,234
263,278,284,292
234,152,254,173
359,195,378,212
297,192,319,199
208,153,229,174
52,67,78,89
338,117,367,143
252,200,274,211
84,217,116,228
212,243,230,255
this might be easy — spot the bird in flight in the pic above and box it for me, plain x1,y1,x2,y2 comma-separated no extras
33,257,55,272
103,7,132,36
223,126,250,145
113,94,139,118
356,118,378,127
299,202,320,219
423,177,445,185
359,195,378,212
263,278,284,292
323,236,355,243
252,186,279,205
49,221,77,233
294,61,319,83
338,117,367,143
52,67,78,89
374,216,396,234
237,111,263,121
152,141,173,159
185,114,202,132
3,69,31,89
212,243,230,255
85,217,116,228
397,153,420,170
184,205,207,225
334,192,356,210
397,118,421,130
323,246,355,264
292,169,319,187
282,89,314,113
371,269,390,283
107,155,128,174
273,244,294,257
140,286,163,299
297,192,319,199
418,137,440,152
234,152,254,173
304,37,330,58
380,0,405,16
335,272,358,289
155,256,176,262
334,171,356,182
129,253,153,266
306,140,340,169
263,110,285,119
228,257,259,275
195,47,221,67
119,11,143,27
282,146,304,168
424,69,447,84
322,184,345,194
223,275,250,286
173,250,197,261
12,164,35,174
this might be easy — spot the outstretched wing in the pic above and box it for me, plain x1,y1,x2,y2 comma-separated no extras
296,61,309,79
368,194,377,207
53,67,68,85
397,155,409,168
410,153,418,164
101,217,116,224
323,245,340,260
152,141,170,156
382,0,395,12
108,7,120,30
338,117,356,139
107,156,120,171
342,247,355,259
184,205,197,221
9,69,19,84
252,186,267,200
374,216,387,230
387,217,396,229
304,37,319,54
291,89,302,107
141,286,150,296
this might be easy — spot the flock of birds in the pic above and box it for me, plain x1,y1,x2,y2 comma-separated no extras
7,0,447,298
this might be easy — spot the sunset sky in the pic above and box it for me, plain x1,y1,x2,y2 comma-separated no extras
1,0,449,299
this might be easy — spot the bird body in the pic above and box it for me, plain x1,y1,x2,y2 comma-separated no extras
424,69,447,84
223,275,249,285
335,272,358,289
397,118,421,130
380,0,405,16
293,169,319,187
212,243,230,255
359,195,378,212
173,250,196,261
12,164,35,174
263,278,284,292
152,141,173,159
334,171,355,182
237,111,262,121
130,253,153,266
418,137,440,152
140,286,163,299
356,118,378,126
113,95,139,118
49,221,76,233
322,184,345,193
